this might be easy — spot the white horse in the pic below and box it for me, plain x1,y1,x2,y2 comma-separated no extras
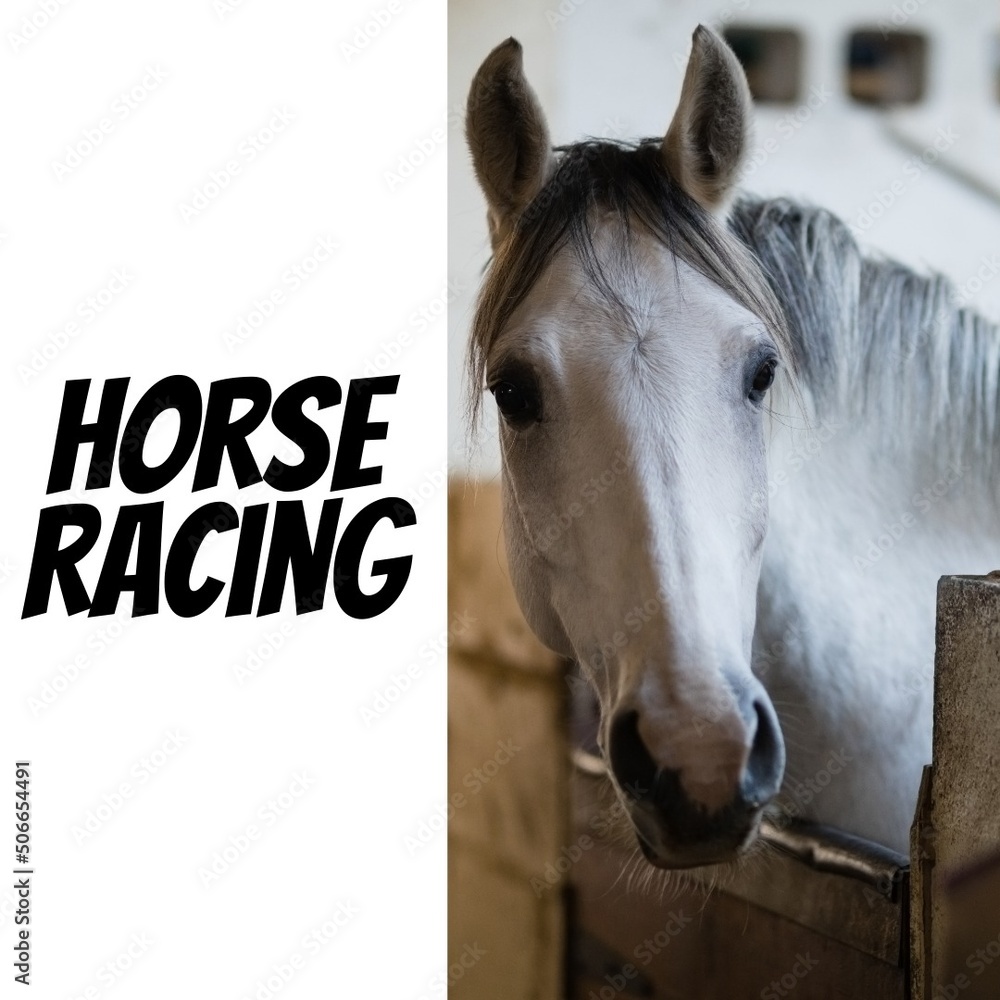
464,26,999,866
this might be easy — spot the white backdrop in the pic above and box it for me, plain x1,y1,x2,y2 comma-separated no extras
1,1,446,997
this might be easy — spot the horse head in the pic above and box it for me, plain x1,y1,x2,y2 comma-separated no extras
466,26,793,868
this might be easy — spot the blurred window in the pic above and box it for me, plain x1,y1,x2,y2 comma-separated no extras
847,30,928,104
723,26,803,103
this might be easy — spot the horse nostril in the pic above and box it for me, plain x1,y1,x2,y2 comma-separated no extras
607,710,657,802
741,698,785,807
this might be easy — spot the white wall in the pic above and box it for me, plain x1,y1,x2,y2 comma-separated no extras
450,0,1000,475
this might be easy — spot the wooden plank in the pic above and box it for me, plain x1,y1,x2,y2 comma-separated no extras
918,575,1000,996
569,769,907,997
569,840,906,1000
572,763,907,966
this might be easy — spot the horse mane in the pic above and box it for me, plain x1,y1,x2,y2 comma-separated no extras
730,197,1000,480
468,137,1000,483
467,139,792,427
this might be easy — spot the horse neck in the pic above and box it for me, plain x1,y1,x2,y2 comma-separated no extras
733,196,1000,513
801,294,994,491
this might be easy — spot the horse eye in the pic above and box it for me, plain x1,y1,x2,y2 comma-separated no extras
491,380,538,424
749,358,777,402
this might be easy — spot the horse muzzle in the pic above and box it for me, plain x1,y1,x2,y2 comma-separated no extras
607,677,785,868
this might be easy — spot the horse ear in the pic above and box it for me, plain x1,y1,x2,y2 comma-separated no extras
663,25,753,213
466,38,553,246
